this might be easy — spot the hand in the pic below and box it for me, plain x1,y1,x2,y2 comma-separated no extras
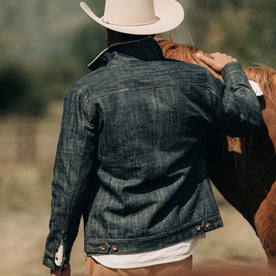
196,52,237,73
50,264,70,276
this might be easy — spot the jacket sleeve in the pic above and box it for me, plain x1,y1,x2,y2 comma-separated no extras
206,62,264,137
43,89,98,271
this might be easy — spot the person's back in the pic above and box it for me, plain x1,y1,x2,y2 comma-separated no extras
76,38,222,246
43,1,263,275
63,37,262,252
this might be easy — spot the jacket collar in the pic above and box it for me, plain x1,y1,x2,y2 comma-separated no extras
88,38,165,71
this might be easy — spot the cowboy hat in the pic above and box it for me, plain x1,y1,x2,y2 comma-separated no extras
80,0,184,35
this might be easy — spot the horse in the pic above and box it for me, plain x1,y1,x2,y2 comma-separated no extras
156,37,276,267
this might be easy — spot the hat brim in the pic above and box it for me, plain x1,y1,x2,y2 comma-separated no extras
80,0,184,35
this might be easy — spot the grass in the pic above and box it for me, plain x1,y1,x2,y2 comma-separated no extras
0,102,268,275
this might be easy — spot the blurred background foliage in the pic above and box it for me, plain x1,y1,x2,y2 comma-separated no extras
187,0,276,67
0,0,275,116
0,0,275,211
0,2,272,274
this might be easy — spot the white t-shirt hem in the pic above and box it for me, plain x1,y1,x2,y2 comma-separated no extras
90,234,205,269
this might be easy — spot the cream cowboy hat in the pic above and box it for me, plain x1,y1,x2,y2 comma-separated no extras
80,0,184,35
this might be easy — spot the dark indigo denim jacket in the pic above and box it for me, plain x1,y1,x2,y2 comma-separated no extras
43,38,263,270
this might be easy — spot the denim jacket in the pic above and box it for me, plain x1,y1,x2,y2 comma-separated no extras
43,38,263,270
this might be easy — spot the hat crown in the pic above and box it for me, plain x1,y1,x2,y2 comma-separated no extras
103,0,159,26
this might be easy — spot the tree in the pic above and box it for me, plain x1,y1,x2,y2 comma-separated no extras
184,0,276,67
0,63,48,116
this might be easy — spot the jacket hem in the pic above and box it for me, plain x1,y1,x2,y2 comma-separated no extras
84,213,223,255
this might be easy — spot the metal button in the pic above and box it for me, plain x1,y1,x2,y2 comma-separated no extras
195,225,201,231
112,245,118,251
205,222,210,228
100,245,106,251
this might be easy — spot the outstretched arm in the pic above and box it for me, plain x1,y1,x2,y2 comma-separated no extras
197,53,263,137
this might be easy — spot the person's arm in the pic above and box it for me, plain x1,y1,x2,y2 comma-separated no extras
197,52,263,136
43,88,98,273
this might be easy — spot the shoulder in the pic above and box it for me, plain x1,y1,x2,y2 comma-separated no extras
164,58,220,86
66,69,110,101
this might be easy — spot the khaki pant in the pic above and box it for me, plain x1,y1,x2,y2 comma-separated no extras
85,255,193,276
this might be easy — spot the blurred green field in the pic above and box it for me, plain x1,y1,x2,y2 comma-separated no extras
0,103,267,275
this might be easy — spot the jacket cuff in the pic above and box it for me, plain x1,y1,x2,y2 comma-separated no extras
43,256,56,270
43,245,69,272
43,256,69,273
221,62,245,81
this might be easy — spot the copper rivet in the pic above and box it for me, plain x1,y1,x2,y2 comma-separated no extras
196,225,201,231
205,222,210,228
100,245,106,250
112,245,118,251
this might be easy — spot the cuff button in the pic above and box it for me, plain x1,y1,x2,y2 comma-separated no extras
195,225,201,231
100,245,106,251
205,222,210,228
